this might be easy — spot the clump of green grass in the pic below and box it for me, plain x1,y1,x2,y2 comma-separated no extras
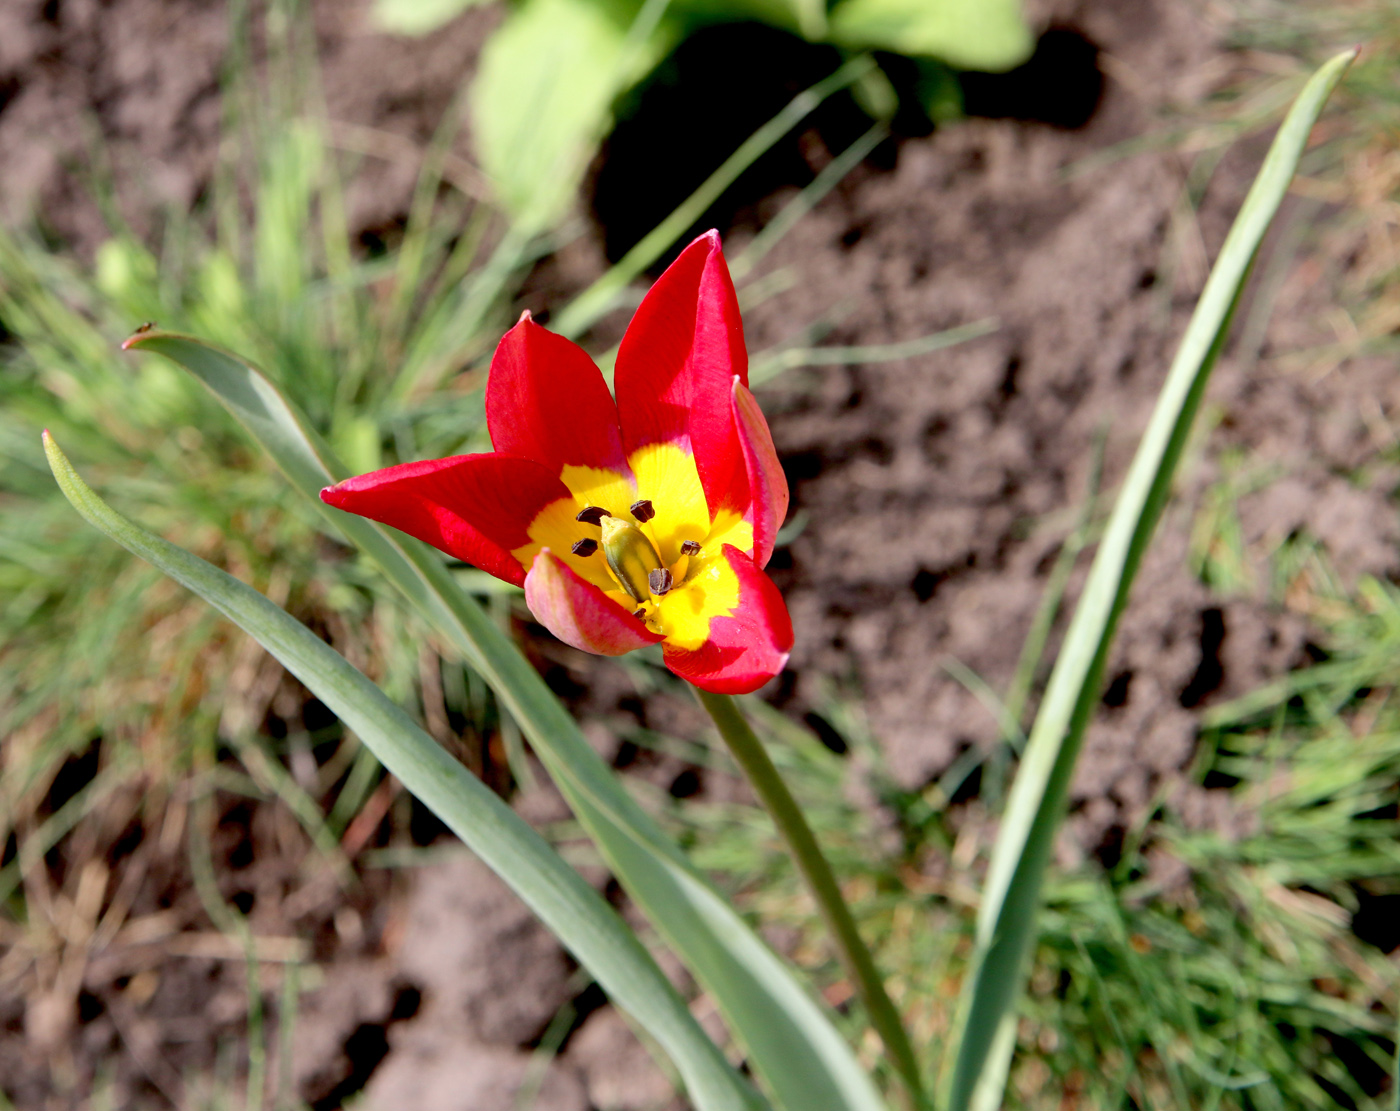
0,8,535,1097
1209,0,1400,372
0,0,563,831
651,583,1397,1109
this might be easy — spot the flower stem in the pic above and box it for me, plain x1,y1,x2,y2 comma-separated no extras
693,687,927,1109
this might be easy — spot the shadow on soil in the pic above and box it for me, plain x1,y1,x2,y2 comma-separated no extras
591,24,1104,265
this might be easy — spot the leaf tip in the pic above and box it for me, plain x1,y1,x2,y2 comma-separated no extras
122,322,164,351
41,428,69,477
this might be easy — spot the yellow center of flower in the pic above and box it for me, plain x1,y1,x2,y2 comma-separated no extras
511,443,753,649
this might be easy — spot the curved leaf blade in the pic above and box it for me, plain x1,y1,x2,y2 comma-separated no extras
124,331,887,1111
43,430,764,1111
945,48,1359,1111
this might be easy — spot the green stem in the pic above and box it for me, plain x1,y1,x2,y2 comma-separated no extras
693,688,926,1108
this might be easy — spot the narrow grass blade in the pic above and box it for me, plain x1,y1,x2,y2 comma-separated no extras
729,121,889,283
1392,1005,1400,1111
42,431,763,1111
945,48,1358,1111
749,318,999,386
125,331,886,1111
551,54,877,340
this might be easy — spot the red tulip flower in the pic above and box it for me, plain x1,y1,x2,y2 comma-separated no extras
321,231,792,694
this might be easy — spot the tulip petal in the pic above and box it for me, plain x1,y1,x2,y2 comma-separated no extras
615,230,749,518
487,313,628,473
525,548,664,656
732,380,788,569
320,454,569,586
662,545,792,694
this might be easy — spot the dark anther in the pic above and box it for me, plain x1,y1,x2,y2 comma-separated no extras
649,568,674,596
576,506,609,525
680,540,702,556
571,538,598,557
630,499,656,523
632,607,646,620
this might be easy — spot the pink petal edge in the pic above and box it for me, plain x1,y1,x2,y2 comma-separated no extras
524,549,663,656
731,379,789,568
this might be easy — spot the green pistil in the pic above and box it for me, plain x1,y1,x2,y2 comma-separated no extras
599,516,664,604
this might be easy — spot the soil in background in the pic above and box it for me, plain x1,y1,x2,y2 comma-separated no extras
3,0,1395,1106
740,0,1398,864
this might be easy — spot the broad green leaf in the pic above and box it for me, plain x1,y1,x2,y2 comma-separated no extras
472,0,667,232
125,331,887,1111
828,0,1032,73
371,0,490,35
42,431,762,1111
666,0,820,39
944,48,1358,1111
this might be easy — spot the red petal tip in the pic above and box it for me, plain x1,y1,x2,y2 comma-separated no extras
518,309,533,323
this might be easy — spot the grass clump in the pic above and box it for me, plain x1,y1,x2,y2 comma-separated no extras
656,608,1397,1110
0,12,536,1097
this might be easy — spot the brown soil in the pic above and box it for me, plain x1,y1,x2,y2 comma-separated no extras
741,1,1399,856
0,0,500,251
4,0,1393,1106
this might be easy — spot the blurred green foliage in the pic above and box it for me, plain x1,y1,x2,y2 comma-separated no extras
0,4,530,930
374,0,1032,230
